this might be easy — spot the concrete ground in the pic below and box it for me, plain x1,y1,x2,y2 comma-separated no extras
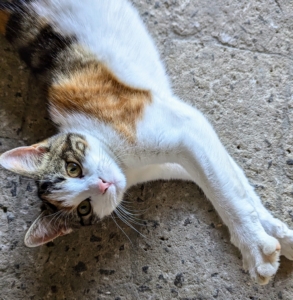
1,0,293,299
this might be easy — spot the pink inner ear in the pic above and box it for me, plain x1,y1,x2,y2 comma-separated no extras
8,146,43,157
0,145,48,173
25,223,72,248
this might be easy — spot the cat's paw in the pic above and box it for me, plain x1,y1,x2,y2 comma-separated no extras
241,236,281,285
261,217,293,260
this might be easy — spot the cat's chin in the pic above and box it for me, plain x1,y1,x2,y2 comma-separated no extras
89,178,126,219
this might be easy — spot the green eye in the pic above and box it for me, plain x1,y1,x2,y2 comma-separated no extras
77,200,91,216
66,162,82,178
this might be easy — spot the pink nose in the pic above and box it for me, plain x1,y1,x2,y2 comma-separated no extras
98,178,111,194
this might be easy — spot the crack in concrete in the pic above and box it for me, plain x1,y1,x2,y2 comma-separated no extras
274,0,283,13
212,36,293,61
168,32,293,61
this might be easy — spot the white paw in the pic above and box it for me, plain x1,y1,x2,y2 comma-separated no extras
241,235,281,285
261,217,293,260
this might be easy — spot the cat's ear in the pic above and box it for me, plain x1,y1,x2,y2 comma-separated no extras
0,143,49,177
24,212,73,247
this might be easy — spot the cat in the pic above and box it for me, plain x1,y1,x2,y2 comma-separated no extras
0,0,292,285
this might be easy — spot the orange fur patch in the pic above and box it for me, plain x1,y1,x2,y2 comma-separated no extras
49,63,152,141
0,11,10,35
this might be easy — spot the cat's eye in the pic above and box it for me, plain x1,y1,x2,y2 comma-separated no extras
66,162,82,178
77,199,91,216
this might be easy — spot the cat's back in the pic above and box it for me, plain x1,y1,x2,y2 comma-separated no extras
29,0,171,95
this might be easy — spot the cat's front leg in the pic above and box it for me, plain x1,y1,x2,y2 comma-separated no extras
228,156,293,261
136,98,281,284
180,138,281,285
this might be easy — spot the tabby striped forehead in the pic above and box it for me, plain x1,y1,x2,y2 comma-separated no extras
33,133,88,180
47,133,88,165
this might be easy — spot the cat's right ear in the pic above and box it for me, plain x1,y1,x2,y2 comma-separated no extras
0,144,49,177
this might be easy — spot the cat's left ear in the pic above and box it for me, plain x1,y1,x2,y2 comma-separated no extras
0,142,49,177
24,212,73,247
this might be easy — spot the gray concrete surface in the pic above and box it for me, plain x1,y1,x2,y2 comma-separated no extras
1,0,293,299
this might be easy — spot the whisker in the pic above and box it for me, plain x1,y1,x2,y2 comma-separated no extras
114,209,147,239
116,206,146,225
119,201,149,213
110,213,133,246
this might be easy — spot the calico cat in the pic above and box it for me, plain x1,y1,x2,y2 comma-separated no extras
0,0,292,285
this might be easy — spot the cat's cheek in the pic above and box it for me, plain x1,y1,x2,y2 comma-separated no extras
58,180,92,204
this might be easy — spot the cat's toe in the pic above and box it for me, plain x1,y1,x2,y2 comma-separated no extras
262,218,293,260
255,262,279,285
242,236,280,285
263,241,281,262
279,230,293,260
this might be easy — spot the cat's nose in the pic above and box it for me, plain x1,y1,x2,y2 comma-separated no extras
98,178,111,194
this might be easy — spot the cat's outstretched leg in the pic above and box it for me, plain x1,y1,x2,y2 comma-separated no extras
228,157,293,260
180,121,281,284
136,98,282,284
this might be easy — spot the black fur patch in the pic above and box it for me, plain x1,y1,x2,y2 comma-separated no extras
18,25,73,74
37,177,65,196
3,0,74,75
39,181,53,193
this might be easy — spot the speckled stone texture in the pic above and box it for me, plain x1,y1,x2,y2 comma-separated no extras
0,0,293,299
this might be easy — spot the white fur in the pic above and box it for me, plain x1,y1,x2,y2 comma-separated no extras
10,0,293,284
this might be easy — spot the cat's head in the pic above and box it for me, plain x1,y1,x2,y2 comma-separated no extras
0,133,126,247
